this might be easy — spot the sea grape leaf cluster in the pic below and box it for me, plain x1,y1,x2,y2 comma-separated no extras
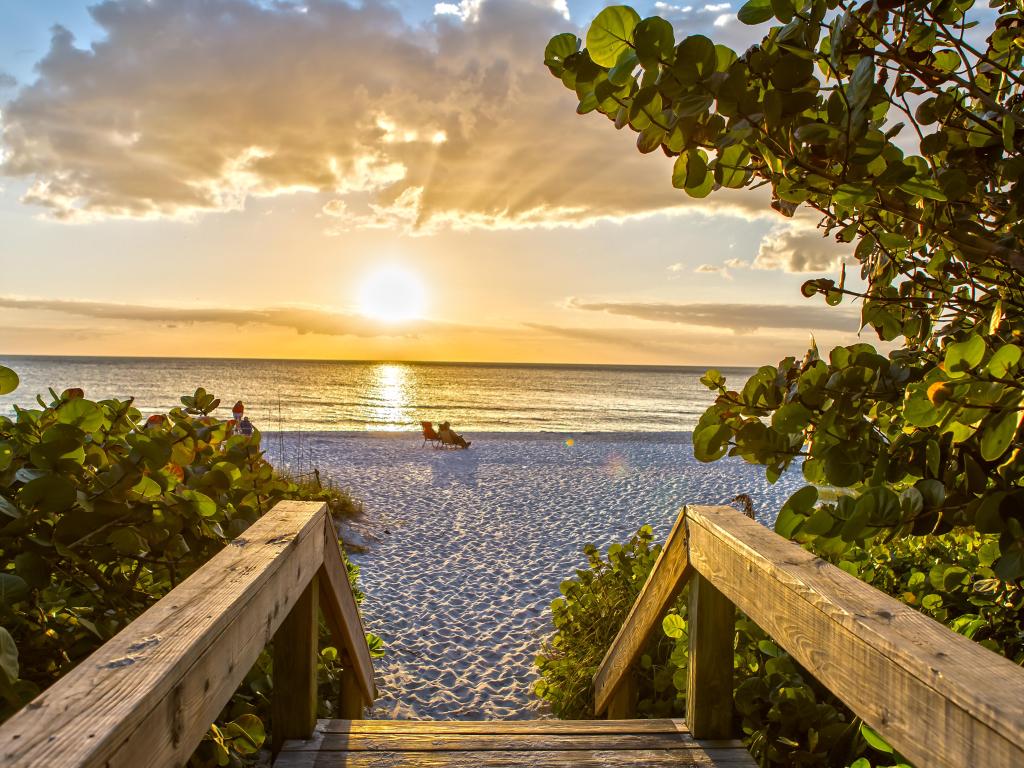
546,0,1024,576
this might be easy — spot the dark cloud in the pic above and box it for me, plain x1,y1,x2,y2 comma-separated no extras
566,297,859,333
523,322,688,354
0,296,436,337
0,0,770,230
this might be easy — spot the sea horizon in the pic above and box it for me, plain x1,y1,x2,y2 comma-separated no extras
0,355,753,433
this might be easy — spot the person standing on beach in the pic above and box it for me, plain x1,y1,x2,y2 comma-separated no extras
231,401,245,435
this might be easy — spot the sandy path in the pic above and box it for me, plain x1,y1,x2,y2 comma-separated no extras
280,432,802,720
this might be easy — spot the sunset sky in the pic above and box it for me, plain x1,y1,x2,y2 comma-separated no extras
0,0,865,365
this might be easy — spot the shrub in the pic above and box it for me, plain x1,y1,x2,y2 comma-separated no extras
0,369,379,765
546,0,1024,577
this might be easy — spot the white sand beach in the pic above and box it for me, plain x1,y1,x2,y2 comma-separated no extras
280,432,803,720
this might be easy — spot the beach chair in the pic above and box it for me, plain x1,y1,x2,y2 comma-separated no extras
421,421,442,447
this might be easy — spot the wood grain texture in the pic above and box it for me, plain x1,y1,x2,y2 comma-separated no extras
286,732,735,751
318,522,377,706
338,665,365,719
273,720,754,767
593,508,693,715
0,500,328,768
686,574,736,739
273,747,754,767
685,505,1024,768
605,671,637,719
273,575,320,755
316,718,693,734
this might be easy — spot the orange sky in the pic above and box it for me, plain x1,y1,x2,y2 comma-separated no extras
0,0,866,366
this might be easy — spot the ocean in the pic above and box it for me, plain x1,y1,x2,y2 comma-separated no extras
0,356,752,433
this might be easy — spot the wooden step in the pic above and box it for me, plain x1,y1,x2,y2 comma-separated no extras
275,719,755,767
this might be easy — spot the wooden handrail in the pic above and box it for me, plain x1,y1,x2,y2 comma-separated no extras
593,505,1024,768
0,500,377,768
593,510,692,717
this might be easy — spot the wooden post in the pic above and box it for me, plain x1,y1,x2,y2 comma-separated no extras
605,673,638,719
686,573,735,739
339,663,365,719
272,574,319,756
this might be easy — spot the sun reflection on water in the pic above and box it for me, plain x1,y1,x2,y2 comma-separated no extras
367,363,410,429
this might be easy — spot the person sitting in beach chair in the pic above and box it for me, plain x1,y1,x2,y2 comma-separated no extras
421,421,442,447
438,421,471,449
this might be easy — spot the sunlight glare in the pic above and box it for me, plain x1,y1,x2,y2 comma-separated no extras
357,266,428,323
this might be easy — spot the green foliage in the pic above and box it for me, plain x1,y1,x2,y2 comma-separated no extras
545,0,1024,578
0,377,378,765
536,527,1022,765
534,527,666,717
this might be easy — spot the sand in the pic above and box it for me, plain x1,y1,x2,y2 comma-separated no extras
283,432,803,720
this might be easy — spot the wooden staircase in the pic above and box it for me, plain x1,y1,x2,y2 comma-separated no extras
1,500,1022,768
276,718,753,767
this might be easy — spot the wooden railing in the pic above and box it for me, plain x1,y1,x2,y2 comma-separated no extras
0,500,376,768
594,505,1024,768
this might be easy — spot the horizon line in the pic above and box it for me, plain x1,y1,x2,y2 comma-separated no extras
0,352,760,371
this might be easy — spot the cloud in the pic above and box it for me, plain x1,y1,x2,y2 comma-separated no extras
0,295,438,338
566,297,859,333
0,73,16,90
523,322,686,354
753,221,852,272
693,263,733,279
0,0,766,231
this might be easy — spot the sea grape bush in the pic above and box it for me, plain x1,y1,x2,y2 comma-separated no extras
0,366,378,765
534,526,667,717
535,528,1022,766
545,0,1024,576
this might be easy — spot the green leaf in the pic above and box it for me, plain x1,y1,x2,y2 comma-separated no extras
14,552,50,590
860,723,893,753
987,344,1021,378
898,179,948,200
737,0,773,25
0,366,18,396
716,144,749,188
544,33,580,70
944,335,985,375
57,399,105,432
979,406,1023,462
178,489,217,518
662,613,686,639
586,6,641,67
224,713,266,755
0,574,29,606
108,527,150,556
0,627,18,685
847,56,875,109
20,474,77,514
633,16,674,69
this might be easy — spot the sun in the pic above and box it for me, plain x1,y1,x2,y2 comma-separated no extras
357,266,428,323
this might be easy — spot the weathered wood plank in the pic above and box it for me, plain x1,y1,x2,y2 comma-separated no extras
315,718,693,734
685,505,1024,768
318,522,377,707
284,732,744,751
0,500,328,768
338,666,366,719
273,574,320,755
686,574,736,739
605,672,637,719
593,509,693,715
274,748,755,767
